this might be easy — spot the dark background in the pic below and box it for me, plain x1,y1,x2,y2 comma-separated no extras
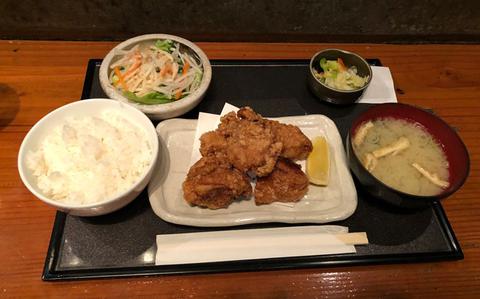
1,0,480,43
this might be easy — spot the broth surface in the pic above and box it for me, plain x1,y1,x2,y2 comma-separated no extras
353,118,449,196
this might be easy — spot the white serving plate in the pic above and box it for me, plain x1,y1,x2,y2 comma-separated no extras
148,115,357,227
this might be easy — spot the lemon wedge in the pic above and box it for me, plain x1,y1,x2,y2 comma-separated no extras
306,136,330,186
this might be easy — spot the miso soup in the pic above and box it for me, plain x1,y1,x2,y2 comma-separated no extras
353,118,449,196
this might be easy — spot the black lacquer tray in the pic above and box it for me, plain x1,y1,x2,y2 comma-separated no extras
42,59,462,281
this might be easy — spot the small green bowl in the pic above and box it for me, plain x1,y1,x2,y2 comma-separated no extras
308,49,372,105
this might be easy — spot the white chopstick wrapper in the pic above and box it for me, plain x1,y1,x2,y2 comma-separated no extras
357,66,397,104
156,226,367,265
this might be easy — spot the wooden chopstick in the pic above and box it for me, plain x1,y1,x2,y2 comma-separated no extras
333,232,369,245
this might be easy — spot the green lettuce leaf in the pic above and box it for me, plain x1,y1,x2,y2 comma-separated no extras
319,58,339,72
154,39,174,53
123,91,174,105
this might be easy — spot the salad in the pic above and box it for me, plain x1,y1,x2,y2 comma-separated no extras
314,58,369,91
109,39,203,105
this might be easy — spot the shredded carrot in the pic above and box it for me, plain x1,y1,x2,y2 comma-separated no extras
160,62,172,77
114,67,129,91
182,59,190,76
337,58,347,71
123,58,142,78
174,89,182,100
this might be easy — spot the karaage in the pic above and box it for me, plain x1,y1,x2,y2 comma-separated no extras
201,109,282,177
182,156,252,209
188,106,313,209
199,130,228,158
254,158,309,205
237,107,313,160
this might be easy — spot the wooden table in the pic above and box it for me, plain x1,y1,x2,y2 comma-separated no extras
1,41,479,298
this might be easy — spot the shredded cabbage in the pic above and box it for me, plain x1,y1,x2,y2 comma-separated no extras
314,58,369,91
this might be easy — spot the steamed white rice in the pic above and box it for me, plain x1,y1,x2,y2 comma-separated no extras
26,110,153,205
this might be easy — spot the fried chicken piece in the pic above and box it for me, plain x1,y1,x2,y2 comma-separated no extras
200,109,282,177
237,107,312,160
183,156,252,209
199,106,312,177
199,131,228,158
266,120,313,160
237,106,264,122
254,158,309,205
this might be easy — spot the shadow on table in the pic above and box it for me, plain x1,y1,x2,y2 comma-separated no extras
0,84,20,131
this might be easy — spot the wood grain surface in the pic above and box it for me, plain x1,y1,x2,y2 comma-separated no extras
0,40,479,298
